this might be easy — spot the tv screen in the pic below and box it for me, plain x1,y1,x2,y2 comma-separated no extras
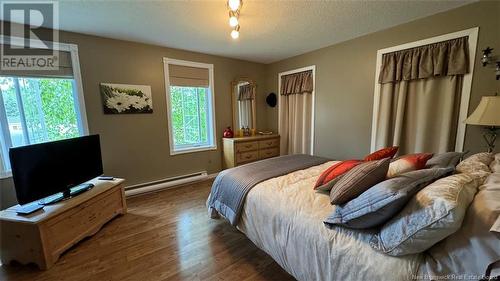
9,135,103,205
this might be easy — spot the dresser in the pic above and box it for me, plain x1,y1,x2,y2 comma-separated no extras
223,135,280,168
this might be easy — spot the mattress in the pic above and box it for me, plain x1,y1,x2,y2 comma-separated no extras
237,161,423,281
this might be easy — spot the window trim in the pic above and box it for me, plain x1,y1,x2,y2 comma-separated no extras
163,58,217,155
369,27,479,153
0,36,89,178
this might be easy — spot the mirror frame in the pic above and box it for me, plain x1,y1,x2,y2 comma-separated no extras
231,77,257,130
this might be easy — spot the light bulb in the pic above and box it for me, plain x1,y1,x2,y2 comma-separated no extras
229,16,238,27
231,29,239,39
228,0,240,11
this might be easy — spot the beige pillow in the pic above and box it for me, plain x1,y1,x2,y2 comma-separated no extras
425,172,500,277
456,152,493,175
490,153,500,173
370,173,484,256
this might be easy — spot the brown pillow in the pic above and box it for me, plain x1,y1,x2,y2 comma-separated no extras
329,158,390,205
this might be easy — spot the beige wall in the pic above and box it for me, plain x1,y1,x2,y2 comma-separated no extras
1,28,268,208
264,1,500,159
60,32,269,185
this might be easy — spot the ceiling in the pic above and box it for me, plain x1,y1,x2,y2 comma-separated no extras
5,0,475,63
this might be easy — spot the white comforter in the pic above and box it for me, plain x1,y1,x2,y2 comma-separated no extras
237,161,423,281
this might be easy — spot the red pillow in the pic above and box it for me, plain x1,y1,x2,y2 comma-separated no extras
364,146,399,161
387,153,434,178
314,160,362,191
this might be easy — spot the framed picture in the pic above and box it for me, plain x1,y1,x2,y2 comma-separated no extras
100,83,153,114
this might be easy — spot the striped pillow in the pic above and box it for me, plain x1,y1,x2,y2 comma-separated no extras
329,158,390,205
314,160,362,191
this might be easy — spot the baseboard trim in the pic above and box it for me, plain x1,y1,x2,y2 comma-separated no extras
124,171,218,198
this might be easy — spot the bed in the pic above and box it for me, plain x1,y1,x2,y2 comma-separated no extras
207,154,500,281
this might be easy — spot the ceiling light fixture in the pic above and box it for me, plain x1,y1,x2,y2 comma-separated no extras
227,0,242,39
231,26,240,39
227,0,241,12
228,10,239,27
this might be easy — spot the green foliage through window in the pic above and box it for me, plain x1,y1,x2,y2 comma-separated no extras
0,76,80,147
170,86,209,148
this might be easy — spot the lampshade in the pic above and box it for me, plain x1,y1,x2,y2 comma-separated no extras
464,96,500,126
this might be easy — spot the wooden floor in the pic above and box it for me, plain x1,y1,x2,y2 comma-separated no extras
0,180,294,281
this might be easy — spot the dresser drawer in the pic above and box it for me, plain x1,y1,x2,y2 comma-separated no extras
259,138,279,149
259,147,279,159
235,141,259,153
236,151,259,164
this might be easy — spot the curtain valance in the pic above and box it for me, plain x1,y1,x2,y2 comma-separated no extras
280,70,313,95
378,37,469,84
238,84,255,100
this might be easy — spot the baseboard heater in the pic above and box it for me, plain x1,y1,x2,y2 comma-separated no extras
124,171,208,197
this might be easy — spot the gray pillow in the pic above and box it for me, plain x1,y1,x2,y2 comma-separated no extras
324,167,453,229
425,152,466,169
370,173,484,256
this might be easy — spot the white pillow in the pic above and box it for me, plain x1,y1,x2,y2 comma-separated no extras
386,153,433,178
386,159,416,178
370,173,485,256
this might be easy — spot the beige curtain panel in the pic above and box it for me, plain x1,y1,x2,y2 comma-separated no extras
378,37,469,84
375,76,463,154
238,84,255,101
280,70,314,95
168,64,209,88
0,48,73,78
279,92,313,155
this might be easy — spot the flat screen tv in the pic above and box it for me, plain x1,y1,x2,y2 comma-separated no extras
9,135,103,205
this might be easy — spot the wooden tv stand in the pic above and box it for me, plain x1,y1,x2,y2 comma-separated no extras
0,178,126,270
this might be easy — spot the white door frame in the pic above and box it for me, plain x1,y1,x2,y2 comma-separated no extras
278,65,316,155
369,27,479,153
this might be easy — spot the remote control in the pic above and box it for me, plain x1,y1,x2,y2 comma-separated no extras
16,203,44,215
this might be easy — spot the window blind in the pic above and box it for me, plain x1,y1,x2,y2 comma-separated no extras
0,47,73,78
168,64,209,88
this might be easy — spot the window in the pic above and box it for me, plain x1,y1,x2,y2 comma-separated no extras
163,58,216,154
0,41,87,175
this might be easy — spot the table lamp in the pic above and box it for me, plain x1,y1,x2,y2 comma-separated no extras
464,95,500,152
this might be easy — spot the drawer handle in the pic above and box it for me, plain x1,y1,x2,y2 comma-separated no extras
245,145,252,148
245,155,252,159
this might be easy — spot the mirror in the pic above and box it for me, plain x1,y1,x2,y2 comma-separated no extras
231,78,256,131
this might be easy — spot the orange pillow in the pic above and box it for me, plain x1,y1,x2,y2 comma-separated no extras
314,160,363,191
364,146,399,161
387,153,434,178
